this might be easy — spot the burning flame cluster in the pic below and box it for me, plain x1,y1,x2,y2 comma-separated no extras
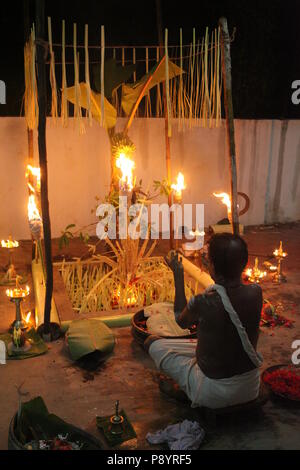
245,258,266,283
28,194,41,222
273,241,287,258
114,286,137,307
171,172,186,198
116,153,135,191
213,192,232,220
26,165,41,193
1,238,19,249
26,165,42,224
6,285,30,298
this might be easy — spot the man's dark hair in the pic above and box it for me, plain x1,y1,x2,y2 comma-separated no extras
208,233,248,280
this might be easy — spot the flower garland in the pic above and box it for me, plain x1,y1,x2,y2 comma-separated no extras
263,367,300,401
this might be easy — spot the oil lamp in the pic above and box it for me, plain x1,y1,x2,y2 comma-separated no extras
109,400,124,436
245,257,267,284
6,280,30,330
1,236,19,270
273,241,287,284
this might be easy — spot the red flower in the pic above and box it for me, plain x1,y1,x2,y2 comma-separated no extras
263,367,300,400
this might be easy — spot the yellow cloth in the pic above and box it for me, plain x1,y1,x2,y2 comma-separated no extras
121,59,184,116
65,82,117,129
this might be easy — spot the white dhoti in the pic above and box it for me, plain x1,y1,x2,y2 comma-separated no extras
149,338,260,409
149,283,263,410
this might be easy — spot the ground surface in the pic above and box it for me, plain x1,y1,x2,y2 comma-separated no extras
0,223,300,450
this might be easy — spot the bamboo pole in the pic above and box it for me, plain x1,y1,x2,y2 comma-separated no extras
24,0,36,261
61,20,68,127
155,0,174,249
35,0,54,338
219,17,239,235
85,24,93,126
100,25,105,127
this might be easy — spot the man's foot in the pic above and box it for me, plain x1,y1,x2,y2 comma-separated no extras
158,375,191,404
144,334,162,353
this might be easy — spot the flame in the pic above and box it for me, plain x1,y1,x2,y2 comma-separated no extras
245,268,253,277
171,172,186,197
114,286,137,307
213,191,232,222
213,192,231,210
6,285,30,298
24,311,31,324
26,165,41,192
189,229,205,237
273,241,287,258
245,258,267,283
116,153,135,190
1,238,19,249
28,195,41,221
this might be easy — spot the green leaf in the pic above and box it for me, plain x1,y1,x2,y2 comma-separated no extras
92,58,136,99
59,234,69,250
65,224,76,231
66,319,115,361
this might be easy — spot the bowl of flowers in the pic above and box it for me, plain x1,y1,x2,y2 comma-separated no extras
262,364,300,404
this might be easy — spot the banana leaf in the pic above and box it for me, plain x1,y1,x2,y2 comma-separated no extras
15,396,103,449
65,82,117,128
66,319,115,361
92,58,136,99
121,58,184,116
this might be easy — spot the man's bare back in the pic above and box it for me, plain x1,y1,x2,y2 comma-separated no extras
187,283,262,379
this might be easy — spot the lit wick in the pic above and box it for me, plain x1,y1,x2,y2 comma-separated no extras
273,241,287,284
245,257,267,284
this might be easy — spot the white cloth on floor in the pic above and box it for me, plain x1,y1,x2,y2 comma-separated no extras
146,420,205,450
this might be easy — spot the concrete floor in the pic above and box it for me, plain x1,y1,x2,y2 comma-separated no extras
0,223,300,450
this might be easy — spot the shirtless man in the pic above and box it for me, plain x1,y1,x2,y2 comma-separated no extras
145,233,263,409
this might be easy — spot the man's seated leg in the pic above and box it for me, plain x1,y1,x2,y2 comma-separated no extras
146,337,200,404
144,335,162,353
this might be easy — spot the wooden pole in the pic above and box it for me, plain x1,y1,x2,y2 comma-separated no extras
35,0,53,338
219,17,239,235
155,0,174,249
24,0,36,260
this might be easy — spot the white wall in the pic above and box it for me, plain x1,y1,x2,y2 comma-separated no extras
0,117,299,240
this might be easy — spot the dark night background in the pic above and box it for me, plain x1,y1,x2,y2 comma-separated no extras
0,0,299,118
